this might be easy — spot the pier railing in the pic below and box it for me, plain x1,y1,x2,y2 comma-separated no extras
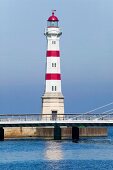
0,113,113,123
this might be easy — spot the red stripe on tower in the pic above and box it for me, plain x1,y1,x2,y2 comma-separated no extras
46,73,61,80
46,51,60,57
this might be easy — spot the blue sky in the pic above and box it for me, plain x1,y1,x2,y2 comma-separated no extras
0,0,113,113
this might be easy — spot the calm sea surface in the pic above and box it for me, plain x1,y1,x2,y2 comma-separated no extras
1,128,113,170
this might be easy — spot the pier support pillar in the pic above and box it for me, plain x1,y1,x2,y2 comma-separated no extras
0,127,4,141
54,125,61,140
72,127,79,142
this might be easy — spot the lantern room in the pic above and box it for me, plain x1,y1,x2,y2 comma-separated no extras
47,12,59,27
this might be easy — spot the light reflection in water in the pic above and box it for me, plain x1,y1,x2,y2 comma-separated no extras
44,142,63,160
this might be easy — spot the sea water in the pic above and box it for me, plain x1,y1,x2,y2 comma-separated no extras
1,128,113,170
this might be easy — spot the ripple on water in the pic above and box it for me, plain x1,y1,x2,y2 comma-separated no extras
1,128,113,170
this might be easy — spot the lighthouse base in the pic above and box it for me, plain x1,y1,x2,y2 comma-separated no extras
42,92,64,119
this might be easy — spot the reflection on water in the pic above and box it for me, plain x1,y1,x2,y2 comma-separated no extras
44,142,63,160
1,128,113,169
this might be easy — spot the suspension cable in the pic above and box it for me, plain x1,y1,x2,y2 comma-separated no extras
101,108,113,114
84,101,113,114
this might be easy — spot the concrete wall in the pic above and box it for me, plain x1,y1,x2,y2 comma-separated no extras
79,127,107,137
4,127,107,139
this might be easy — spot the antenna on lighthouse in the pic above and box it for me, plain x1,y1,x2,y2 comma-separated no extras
52,10,56,15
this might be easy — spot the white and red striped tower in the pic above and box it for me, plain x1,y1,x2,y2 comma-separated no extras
42,11,64,117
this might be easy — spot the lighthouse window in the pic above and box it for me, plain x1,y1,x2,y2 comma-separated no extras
55,86,57,91
52,41,56,44
52,86,57,91
48,21,58,27
52,63,56,67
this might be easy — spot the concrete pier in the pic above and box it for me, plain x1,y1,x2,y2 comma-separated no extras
72,127,79,142
3,127,107,140
0,127,4,141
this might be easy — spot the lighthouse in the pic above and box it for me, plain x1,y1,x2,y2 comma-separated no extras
42,11,64,118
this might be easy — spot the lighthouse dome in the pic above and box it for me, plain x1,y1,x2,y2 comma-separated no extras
48,12,59,21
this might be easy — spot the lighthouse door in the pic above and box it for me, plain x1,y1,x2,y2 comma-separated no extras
52,111,57,120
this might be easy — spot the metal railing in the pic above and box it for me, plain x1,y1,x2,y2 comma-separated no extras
0,113,113,123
